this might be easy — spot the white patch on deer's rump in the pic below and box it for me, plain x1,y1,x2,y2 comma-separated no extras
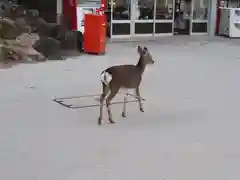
101,71,112,86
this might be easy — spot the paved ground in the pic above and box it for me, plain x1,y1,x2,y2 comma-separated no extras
1,35,240,180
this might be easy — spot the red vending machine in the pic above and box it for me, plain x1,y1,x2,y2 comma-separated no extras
84,13,106,54
216,0,222,35
63,0,105,33
216,0,228,35
63,0,106,53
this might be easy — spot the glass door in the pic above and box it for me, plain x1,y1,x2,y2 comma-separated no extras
191,0,208,34
154,0,174,35
110,0,132,37
131,0,154,36
174,0,192,35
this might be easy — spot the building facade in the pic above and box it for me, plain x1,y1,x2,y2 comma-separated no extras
17,0,218,38
106,0,218,38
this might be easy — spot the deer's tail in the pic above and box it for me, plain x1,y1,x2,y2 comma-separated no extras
100,69,112,86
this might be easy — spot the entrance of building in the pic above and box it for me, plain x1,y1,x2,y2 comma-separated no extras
108,0,208,38
173,0,192,35
110,0,155,37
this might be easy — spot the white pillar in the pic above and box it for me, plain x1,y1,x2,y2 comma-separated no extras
57,0,63,24
208,0,218,36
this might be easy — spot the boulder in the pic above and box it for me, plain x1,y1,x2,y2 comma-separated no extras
33,36,61,59
2,33,44,62
0,18,22,39
2,3,26,20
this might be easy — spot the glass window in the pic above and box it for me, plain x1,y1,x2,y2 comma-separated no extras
227,0,240,8
78,0,101,7
136,0,154,20
112,0,131,20
219,0,228,8
155,0,173,19
193,0,208,20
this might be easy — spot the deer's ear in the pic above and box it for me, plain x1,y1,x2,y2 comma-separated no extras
143,47,148,55
137,46,143,54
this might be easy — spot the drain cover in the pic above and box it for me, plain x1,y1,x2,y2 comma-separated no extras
53,92,145,109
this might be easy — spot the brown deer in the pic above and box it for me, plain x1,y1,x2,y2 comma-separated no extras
98,46,154,125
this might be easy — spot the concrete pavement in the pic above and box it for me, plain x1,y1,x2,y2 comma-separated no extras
0,35,240,180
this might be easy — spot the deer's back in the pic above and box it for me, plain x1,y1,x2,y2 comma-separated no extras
105,65,142,88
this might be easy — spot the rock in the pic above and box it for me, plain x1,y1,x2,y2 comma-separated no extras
0,18,22,39
33,36,60,58
1,33,44,62
26,9,39,18
57,29,83,51
28,17,52,36
15,17,32,33
2,3,26,20
15,32,40,47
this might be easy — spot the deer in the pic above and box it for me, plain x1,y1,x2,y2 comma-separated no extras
98,46,154,125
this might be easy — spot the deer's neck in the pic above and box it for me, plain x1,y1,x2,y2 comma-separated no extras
136,57,146,74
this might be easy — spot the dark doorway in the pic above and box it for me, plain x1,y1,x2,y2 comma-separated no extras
174,0,191,35
18,0,57,22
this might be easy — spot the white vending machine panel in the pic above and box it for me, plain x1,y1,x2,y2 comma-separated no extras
219,8,240,37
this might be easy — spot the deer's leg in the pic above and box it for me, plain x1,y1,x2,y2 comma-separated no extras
106,87,119,124
136,87,144,112
98,82,110,125
122,92,128,117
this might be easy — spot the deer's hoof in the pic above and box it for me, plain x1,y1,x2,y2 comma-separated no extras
140,108,144,112
108,119,115,124
122,112,126,118
98,117,102,125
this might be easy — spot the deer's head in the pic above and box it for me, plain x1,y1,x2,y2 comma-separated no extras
137,46,154,66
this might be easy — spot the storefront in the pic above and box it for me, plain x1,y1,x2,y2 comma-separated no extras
19,0,212,38
106,0,209,38
18,0,217,38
